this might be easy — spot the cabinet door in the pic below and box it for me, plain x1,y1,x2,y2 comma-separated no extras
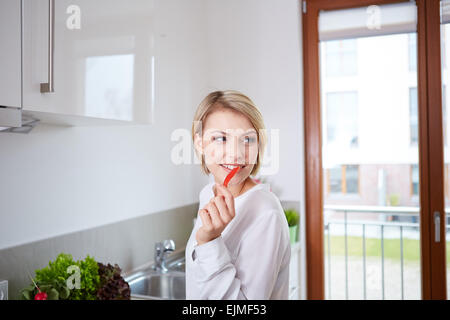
0,0,22,108
22,0,155,123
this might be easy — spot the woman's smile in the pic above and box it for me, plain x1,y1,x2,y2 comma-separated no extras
219,164,246,173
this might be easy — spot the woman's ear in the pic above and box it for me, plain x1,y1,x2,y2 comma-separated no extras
194,133,203,156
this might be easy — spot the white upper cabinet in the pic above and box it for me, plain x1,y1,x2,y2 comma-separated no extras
22,0,155,124
0,0,22,109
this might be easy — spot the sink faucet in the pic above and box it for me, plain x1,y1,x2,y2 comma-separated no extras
152,239,175,273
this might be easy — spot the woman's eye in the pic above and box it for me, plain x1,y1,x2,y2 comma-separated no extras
213,136,256,143
244,136,256,143
213,136,226,142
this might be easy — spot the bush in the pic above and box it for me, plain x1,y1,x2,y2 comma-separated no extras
284,209,299,227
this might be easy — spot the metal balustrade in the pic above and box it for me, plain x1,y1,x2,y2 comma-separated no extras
324,205,450,300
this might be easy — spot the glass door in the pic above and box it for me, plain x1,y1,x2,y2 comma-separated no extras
318,2,422,299
304,0,448,299
441,0,450,299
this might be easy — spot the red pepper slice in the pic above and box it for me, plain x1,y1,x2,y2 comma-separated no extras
223,166,240,187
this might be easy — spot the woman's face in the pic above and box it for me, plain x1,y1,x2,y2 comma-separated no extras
196,107,259,186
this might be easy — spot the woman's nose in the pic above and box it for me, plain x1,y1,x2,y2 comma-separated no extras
224,137,247,162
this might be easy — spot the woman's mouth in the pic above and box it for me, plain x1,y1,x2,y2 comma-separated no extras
220,164,246,173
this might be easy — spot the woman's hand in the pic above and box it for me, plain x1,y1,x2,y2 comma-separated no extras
196,183,236,246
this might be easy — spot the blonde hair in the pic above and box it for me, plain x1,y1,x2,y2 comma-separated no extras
192,90,267,176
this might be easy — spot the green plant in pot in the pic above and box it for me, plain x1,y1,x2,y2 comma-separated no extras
284,209,299,244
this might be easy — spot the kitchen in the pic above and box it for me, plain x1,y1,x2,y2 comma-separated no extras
0,0,304,301
3,0,449,304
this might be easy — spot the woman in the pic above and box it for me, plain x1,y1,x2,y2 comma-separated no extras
186,90,291,300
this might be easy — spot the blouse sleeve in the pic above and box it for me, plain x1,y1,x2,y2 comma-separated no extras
190,210,288,300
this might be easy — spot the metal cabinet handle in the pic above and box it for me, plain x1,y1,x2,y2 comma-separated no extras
434,211,441,243
40,0,55,93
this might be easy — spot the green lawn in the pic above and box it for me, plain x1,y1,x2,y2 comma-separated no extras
325,235,450,263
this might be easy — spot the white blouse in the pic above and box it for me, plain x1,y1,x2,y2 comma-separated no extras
185,181,291,300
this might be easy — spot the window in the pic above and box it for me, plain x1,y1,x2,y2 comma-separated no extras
410,86,446,146
326,91,359,148
329,166,342,193
346,165,359,193
444,85,448,146
411,164,419,196
409,33,417,72
327,165,360,195
442,26,447,71
446,165,449,200
410,87,418,145
325,39,357,77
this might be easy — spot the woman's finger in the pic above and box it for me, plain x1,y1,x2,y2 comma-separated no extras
205,202,223,229
198,209,212,231
213,196,233,224
215,184,235,218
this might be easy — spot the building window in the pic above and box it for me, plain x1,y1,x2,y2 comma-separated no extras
326,91,359,148
442,26,446,71
327,165,360,195
329,166,342,193
408,33,417,72
411,164,419,196
409,87,418,145
325,39,357,77
443,85,448,146
445,164,450,201
410,86,447,146
445,164,449,200
346,165,359,193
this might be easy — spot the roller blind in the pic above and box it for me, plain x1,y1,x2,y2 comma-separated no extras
442,0,450,24
319,2,417,41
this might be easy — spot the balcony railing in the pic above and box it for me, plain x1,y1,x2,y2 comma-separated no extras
324,204,450,300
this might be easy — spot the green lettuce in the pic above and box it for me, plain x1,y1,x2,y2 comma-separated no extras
20,253,100,300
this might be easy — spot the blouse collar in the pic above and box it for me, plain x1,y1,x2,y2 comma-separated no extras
208,181,270,201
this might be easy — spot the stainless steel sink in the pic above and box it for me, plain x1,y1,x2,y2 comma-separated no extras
126,270,185,300
124,248,186,300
